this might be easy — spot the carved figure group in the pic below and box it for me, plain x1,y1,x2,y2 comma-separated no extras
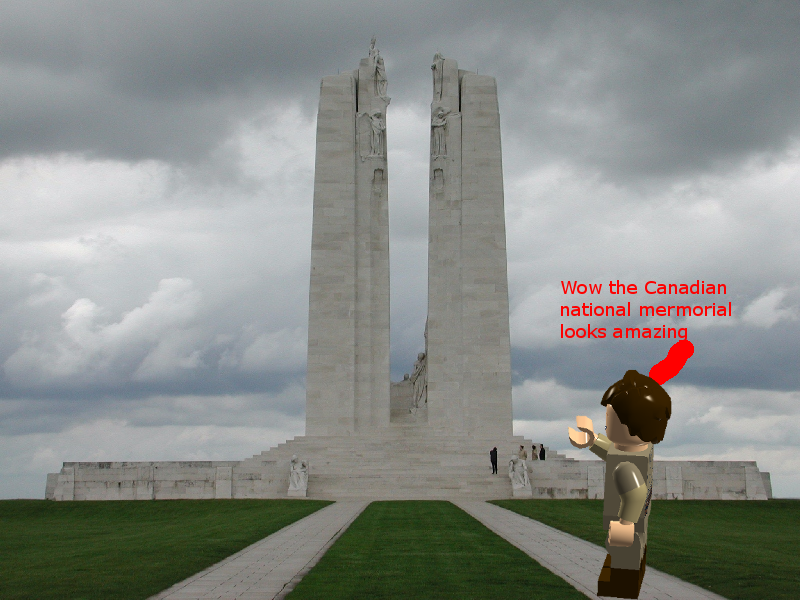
409,351,428,413
369,36,378,63
369,110,386,157
369,37,389,99
431,107,449,157
431,52,445,101
508,456,530,490
288,454,308,494
375,55,388,98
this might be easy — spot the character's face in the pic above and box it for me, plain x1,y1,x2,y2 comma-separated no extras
605,404,646,447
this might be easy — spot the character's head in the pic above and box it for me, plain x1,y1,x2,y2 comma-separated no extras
601,370,671,444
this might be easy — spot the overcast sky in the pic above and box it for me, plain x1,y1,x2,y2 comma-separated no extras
2,1,799,499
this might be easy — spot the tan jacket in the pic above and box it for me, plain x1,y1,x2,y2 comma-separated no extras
590,434,653,531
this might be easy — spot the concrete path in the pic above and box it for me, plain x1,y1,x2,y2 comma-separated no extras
454,501,727,600
149,501,368,600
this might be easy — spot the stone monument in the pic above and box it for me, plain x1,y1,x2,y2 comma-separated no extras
425,55,513,439
45,41,771,502
304,39,391,437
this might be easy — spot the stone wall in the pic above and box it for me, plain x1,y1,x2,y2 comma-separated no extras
530,455,772,500
48,461,241,501
47,448,772,501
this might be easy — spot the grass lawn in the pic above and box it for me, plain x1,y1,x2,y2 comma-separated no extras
286,500,586,600
0,498,331,600
493,498,800,600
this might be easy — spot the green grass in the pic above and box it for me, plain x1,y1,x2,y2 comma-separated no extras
493,499,800,600
0,498,331,600
5,498,797,599
286,500,586,600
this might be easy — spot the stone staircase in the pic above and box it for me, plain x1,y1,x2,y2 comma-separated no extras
234,426,537,500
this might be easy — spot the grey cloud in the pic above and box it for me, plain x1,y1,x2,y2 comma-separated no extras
512,318,800,393
0,0,485,163
492,2,800,181
4,1,800,180
0,388,306,436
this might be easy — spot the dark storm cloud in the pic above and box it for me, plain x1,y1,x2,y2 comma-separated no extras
0,0,501,163
4,1,800,179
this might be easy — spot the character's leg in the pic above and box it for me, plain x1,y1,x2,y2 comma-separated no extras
597,538,646,598
598,553,612,586
638,545,647,586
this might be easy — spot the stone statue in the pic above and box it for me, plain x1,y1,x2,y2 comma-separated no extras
288,454,308,496
375,54,388,98
508,456,530,490
409,351,427,413
431,107,449,157
431,52,445,101
369,36,378,64
369,109,385,157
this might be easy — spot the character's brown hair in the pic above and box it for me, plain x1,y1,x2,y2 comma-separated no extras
601,370,672,444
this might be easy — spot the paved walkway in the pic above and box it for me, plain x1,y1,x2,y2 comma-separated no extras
454,501,727,600
150,499,728,599
149,501,368,600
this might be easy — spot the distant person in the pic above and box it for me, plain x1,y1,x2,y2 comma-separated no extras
539,445,545,461
490,447,498,474
531,444,539,460
518,445,527,461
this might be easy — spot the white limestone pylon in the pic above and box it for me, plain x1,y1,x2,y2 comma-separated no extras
426,55,513,439
305,41,391,436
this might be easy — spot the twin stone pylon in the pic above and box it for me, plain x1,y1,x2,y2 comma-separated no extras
305,42,512,442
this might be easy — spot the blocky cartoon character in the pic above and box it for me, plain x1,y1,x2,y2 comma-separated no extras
568,340,693,599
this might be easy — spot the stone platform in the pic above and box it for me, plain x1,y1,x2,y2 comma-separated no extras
46,434,771,501
47,426,533,501
530,454,772,500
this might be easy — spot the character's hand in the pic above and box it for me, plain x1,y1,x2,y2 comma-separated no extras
608,519,635,547
568,416,596,449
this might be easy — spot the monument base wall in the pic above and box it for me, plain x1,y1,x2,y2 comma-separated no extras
45,428,532,501
530,456,772,500
46,437,772,501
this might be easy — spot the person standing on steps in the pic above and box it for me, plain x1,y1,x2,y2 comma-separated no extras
490,447,498,474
